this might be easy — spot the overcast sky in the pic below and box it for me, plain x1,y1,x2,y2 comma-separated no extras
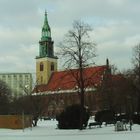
0,0,139,73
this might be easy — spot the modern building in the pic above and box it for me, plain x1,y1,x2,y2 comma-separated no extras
0,73,32,97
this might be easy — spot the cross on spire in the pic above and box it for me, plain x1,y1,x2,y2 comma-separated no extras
45,10,47,16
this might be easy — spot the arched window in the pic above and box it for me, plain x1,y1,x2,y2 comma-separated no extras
51,63,54,71
40,62,44,71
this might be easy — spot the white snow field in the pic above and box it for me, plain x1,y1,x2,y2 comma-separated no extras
0,119,140,140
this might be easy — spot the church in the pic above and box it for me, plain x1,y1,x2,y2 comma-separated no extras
33,12,114,117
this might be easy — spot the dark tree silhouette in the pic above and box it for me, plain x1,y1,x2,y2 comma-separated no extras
0,80,12,114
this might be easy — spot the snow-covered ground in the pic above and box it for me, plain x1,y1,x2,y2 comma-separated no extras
0,119,140,140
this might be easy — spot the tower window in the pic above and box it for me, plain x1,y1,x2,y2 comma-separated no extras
40,62,44,71
51,63,54,71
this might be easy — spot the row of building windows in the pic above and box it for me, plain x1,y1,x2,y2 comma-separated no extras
0,74,30,77
0,73,33,97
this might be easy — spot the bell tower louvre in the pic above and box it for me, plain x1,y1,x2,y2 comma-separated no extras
36,11,58,85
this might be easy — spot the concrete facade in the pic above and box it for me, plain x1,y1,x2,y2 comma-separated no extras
0,73,32,97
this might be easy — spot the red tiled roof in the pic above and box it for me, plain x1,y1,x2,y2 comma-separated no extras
34,65,107,93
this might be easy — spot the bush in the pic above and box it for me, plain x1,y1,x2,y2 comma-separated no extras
132,114,140,124
56,104,90,129
95,110,115,123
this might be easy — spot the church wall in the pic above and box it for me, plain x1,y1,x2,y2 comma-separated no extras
41,91,100,118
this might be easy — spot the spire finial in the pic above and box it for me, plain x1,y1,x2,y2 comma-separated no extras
42,10,51,39
44,10,48,24
106,58,109,66
45,10,47,16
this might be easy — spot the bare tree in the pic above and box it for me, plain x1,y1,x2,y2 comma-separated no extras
58,20,96,129
11,81,47,127
132,43,140,112
30,84,47,126
0,80,12,114
132,44,140,84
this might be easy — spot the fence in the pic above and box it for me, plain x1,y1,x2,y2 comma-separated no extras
0,115,32,129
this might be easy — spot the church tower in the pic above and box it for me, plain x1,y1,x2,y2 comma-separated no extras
36,12,58,85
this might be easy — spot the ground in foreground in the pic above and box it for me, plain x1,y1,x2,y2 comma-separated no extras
0,119,140,140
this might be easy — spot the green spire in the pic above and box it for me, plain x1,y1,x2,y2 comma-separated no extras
38,11,55,58
41,11,51,40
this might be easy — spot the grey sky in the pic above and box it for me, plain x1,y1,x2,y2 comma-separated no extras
0,0,139,73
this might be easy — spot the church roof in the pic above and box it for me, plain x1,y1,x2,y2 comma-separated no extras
33,65,108,94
